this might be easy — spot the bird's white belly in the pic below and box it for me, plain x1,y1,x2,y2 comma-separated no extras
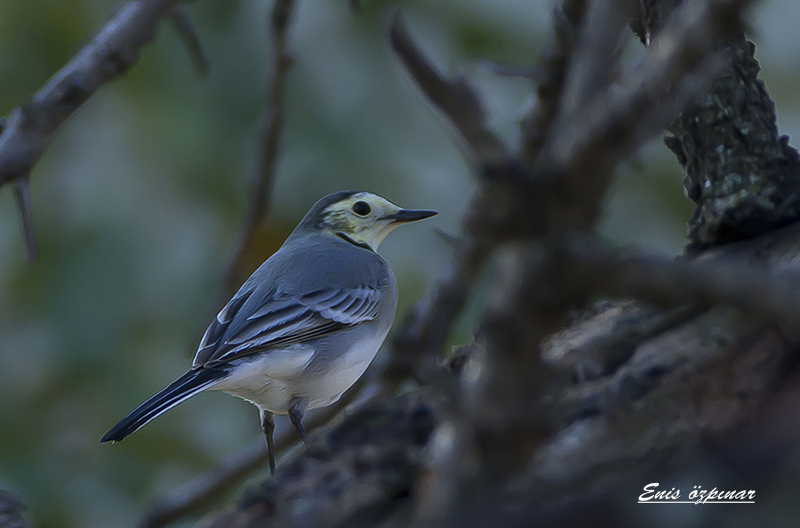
211,329,388,414
303,333,385,409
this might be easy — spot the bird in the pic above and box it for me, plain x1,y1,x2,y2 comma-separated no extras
100,190,437,474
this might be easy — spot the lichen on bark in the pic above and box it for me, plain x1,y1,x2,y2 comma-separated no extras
636,0,800,249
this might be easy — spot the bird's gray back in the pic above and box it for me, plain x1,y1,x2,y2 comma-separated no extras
192,233,397,367
249,232,394,294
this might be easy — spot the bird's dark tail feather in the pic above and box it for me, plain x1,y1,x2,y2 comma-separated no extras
100,367,229,443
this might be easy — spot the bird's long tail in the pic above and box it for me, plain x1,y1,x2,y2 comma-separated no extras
100,367,229,443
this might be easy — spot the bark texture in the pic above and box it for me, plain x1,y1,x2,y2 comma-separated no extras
635,0,800,249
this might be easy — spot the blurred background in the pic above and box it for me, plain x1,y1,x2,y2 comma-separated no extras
1,0,799,527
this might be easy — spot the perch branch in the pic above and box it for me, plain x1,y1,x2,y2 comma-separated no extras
140,377,381,528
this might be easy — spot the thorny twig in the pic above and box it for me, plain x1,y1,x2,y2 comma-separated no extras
13,179,35,262
170,6,210,77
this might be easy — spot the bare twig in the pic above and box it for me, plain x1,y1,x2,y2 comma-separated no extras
558,0,632,122
169,6,209,77
390,13,509,164
139,440,266,528
0,0,184,256
521,0,588,162
386,14,514,387
221,0,295,296
142,3,298,525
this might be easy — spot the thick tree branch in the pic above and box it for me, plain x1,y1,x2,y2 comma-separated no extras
639,0,800,248
562,230,800,325
196,392,442,528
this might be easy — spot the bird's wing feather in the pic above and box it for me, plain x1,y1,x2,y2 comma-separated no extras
193,286,381,367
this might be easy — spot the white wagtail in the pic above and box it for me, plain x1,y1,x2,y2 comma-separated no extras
101,191,437,473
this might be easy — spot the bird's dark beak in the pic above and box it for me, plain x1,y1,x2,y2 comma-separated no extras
381,209,438,223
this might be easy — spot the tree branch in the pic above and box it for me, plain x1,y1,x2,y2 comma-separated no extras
562,230,800,325
0,490,30,528
389,13,509,164
196,391,443,528
639,0,800,249
138,378,364,528
384,15,516,387
0,0,184,256
0,0,183,185
221,0,295,296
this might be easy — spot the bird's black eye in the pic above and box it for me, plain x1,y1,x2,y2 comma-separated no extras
352,201,371,216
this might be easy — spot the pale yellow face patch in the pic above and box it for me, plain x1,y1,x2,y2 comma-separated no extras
319,192,406,250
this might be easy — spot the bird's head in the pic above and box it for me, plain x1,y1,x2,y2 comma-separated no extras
297,191,437,251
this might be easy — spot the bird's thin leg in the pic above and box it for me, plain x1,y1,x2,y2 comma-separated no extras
288,398,308,445
260,409,276,475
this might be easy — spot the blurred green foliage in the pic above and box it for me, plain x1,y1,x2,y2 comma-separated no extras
1,0,798,527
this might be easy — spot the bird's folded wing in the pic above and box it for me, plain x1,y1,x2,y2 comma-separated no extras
193,286,381,367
